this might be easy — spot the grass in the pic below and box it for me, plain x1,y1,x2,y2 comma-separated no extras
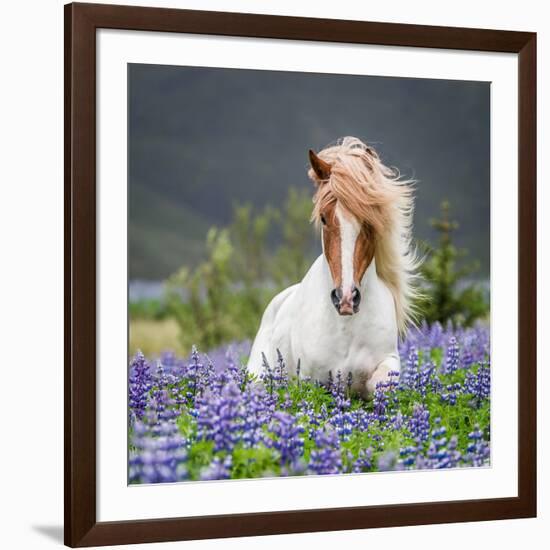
129,318,185,357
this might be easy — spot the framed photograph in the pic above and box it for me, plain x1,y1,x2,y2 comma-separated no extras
64,2,537,547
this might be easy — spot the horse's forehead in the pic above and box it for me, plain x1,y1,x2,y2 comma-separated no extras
335,203,361,231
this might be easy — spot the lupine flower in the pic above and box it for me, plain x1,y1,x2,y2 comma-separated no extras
267,411,305,465
441,336,460,374
440,383,462,405
400,347,419,389
129,419,188,483
352,447,373,473
129,323,491,482
200,455,233,481
464,362,491,407
465,425,490,466
260,352,274,395
378,451,402,472
408,403,430,442
273,349,289,390
196,381,244,452
129,351,153,420
308,427,342,475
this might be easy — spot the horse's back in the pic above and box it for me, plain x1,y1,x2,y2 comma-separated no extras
246,283,298,375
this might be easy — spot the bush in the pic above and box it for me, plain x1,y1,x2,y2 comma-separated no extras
165,188,315,352
416,201,489,326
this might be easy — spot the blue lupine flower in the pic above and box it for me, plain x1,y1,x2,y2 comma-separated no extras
464,362,491,407
129,351,153,420
196,381,244,452
128,323,491,482
441,336,460,374
268,411,305,465
308,427,342,475
200,455,233,481
465,425,490,466
352,447,373,473
408,403,430,442
129,419,188,483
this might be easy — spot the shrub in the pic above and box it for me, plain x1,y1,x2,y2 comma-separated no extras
416,201,489,326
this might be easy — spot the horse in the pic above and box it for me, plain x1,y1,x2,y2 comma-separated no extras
247,137,420,398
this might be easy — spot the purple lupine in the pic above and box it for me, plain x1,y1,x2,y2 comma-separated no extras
441,336,460,374
372,385,389,420
200,455,233,481
464,362,491,407
129,323,491,482
400,347,419,389
465,425,490,466
204,340,252,374
351,447,373,473
392,410,405,430
372,371,399,420
149,388,179,423
425,419,450,468
308,427,342,475
129,419,188,484
260,352,274,395
328,370,351,411
408,403,430,442
273,349,289,390
329,409,355,441
442,435,462,468
267,411,305,465
129,351,153,420
240,385,276,447
378,451,402,472
398,444,422,468
196,381,244,452
440,382,462,405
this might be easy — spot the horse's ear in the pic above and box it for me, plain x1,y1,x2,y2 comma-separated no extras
308,149,331,182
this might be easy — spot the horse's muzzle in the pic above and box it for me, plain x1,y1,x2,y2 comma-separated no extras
331,286,361,315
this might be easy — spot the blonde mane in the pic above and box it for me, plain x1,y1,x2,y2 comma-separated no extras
308,136,421,334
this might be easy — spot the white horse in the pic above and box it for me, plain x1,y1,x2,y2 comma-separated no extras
247,137,420,398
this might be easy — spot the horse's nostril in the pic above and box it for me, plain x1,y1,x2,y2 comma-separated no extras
352,287,361,309
330,288,341,309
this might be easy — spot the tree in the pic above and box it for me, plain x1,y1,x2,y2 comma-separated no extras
165,227,240,350
417,201,489,326
163,187,318,352
271,187,316,286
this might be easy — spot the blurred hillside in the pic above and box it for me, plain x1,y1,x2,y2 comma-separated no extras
129,64,490,280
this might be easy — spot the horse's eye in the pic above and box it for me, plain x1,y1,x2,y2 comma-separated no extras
320,214,327,225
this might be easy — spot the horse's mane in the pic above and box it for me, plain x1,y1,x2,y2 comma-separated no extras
308,136,421,334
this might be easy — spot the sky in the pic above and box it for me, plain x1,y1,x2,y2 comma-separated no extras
129,63,490,280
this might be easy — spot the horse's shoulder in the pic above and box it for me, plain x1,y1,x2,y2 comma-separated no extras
259,284,297,322
269,284,299,312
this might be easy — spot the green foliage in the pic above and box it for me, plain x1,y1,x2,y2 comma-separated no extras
164,187,315,352
165,228,243,350
231,445,280,479
271,187,316,287
417,201,489,326
229,203,277,337
128,298,169,320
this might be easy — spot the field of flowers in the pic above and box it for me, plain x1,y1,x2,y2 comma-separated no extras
128,322,490,483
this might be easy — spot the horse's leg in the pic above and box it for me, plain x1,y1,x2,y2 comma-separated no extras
365,353,400,396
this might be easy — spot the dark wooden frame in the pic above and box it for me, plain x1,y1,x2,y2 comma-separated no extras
64,2,537,547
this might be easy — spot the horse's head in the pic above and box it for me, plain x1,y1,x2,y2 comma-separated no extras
308,139,380,316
